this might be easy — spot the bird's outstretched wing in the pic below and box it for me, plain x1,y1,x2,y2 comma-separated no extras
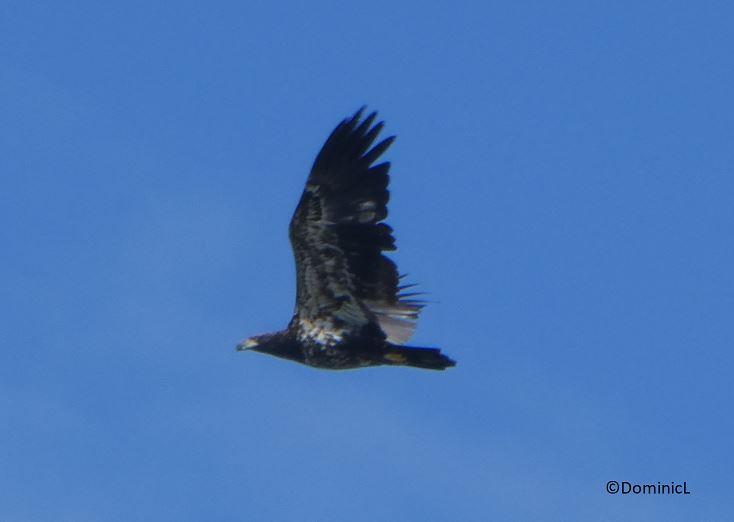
289,108,423,344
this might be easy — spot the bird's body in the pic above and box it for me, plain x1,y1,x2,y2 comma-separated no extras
238,108,455,371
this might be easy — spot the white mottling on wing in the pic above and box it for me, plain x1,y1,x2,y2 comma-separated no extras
297,317,344,348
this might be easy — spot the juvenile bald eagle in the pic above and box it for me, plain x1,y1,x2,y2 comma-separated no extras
237,108,455,370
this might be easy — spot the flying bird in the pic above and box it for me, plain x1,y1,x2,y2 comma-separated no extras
237,108,455,370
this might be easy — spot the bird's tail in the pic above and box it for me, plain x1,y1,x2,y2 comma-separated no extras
384,345,456,371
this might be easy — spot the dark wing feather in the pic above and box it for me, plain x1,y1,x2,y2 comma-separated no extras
289,108,422,344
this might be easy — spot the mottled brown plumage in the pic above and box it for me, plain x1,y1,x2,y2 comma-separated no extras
237,108,455,370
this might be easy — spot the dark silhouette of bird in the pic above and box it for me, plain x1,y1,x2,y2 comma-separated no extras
237,108,455,370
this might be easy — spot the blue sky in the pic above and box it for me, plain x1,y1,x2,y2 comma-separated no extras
2,1,733,520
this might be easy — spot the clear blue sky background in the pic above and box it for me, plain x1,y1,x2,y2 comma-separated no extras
2,1,733,520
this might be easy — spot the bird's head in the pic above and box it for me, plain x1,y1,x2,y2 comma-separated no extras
236,331,303,363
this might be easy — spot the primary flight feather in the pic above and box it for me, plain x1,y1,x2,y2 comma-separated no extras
237,108,455,370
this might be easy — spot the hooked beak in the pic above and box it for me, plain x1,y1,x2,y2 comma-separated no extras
236,339,258,352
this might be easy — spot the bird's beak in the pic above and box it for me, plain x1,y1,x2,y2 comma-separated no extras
236,339,257,351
